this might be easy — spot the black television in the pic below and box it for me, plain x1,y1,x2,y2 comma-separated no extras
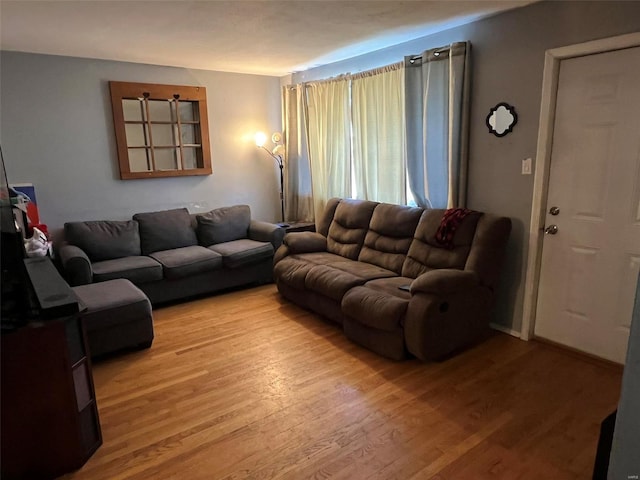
0,145,30,327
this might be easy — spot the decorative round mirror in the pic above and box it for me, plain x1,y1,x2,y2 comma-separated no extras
486,102,517,137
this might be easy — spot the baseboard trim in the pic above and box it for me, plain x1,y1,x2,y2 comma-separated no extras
533,336,624,371
490,323,521,339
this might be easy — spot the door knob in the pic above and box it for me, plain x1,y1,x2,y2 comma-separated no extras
549,206,560,216
544,224,558,235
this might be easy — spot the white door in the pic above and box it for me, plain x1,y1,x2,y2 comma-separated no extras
534,46,640,364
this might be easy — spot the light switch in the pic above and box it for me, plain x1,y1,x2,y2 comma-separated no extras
522,157,532,175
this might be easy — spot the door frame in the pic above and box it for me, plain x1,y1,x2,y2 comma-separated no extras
521,32,640,341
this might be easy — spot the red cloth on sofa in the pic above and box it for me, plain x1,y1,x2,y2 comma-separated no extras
435,208,474,249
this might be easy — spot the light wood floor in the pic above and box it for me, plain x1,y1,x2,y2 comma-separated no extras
63,284,622,480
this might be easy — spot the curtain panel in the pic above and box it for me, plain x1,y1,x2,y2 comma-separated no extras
351,62,406,204
281,41,471,219
404,41,471,209
305,77,352,220
282,85,313,222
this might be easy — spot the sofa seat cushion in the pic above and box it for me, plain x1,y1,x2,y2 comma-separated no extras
330,260,397,280
304,265,368,302
208,239,273,268
274,257,316,290
342,277,413,332
150,246,223,279
289,251,346,265
92,256,163,284
301,258,394,302
273,252,344,290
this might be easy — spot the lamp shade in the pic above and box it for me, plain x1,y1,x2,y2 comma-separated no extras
272,145,285,157
254,132,267,147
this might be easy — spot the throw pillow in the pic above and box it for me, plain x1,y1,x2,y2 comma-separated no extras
196,205,251,246
64,220,141,262
133,208,198,255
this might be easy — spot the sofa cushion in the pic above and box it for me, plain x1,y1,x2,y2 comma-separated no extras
304,265,369,302
289,252,346,265
273,257,317,290
196,205,251,246
92,256,163,284
358,203,423,274
342,284,410,332
402,209,481,279
150,246,223,279
329,260,396,280
134,208,198,255
362,276,415,297
326,199,378,260
284,231,327,254
64,220,141,262
208,239,273,268
464,214,512,291
316,198,341,236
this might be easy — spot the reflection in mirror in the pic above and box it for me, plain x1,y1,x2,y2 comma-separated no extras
128,148,150,172
147,100,173,121
122,99,145,121
486,103,517,137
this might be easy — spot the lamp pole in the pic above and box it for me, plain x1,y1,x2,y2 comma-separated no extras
278,160,285,224
260,146,285,224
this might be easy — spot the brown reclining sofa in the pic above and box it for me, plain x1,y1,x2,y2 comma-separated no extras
273,198,511,361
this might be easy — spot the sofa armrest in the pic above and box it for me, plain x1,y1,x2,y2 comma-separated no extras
58,244,93,286
410,269,479,295
284,231,327,253
249,220,285,250
405,270,492,361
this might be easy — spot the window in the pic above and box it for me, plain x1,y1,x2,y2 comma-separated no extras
109,81,212,179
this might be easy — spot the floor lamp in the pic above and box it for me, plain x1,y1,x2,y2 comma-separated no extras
255,132,286,225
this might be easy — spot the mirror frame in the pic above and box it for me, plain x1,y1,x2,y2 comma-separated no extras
486,102,518,137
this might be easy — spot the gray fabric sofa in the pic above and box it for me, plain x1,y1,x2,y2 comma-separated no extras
273,198,511,361
59,205,284,305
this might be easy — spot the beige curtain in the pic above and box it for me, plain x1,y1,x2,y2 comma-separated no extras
305,78,352,219
351,63,406,204
282,85,313,222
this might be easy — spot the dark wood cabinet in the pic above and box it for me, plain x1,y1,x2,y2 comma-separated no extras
1,258,102,479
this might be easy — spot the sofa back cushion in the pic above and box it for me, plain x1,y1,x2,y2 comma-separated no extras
358,203,423,274
465,214,512,290
326,199,378,260
64,220,141,262
401,209,481,279
316,198,341,237
196,205,251,246
133,208,198,255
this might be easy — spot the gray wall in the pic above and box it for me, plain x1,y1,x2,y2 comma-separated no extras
0,53,283,237
291,0,640,332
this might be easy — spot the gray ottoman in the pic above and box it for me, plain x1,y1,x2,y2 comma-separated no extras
73,279,154,358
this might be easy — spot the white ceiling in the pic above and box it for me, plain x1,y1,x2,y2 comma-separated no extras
1,1,534,77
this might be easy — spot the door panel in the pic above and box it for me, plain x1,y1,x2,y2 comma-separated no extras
535,46,640,364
